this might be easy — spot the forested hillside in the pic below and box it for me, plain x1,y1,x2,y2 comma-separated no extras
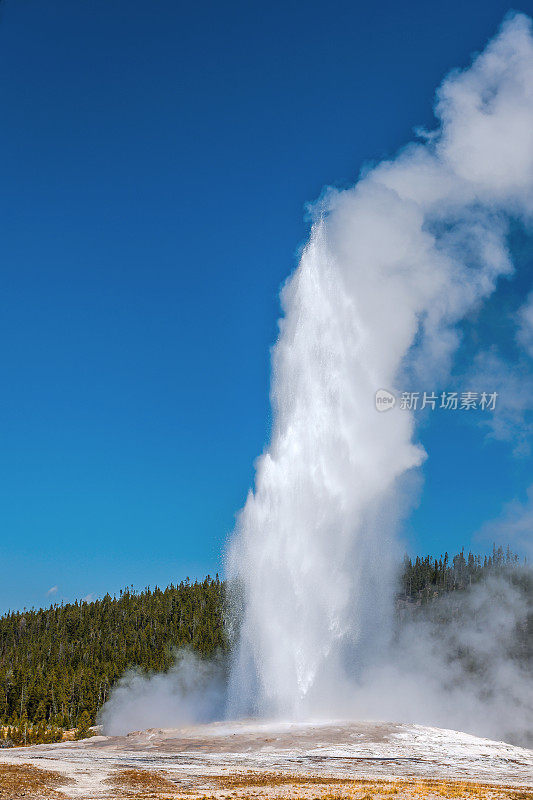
0,576,225,732
0,547,526,737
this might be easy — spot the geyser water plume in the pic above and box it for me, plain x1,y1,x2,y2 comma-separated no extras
225,11,533,721
100,13,533,741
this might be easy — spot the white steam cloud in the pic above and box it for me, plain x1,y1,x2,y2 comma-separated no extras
101,13,533,743
98,651,226,736
349,573,533,746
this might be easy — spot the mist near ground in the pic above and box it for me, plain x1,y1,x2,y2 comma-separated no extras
352,570,532,746
98,651,226,736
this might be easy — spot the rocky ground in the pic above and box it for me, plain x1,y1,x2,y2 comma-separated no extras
0,719,531,799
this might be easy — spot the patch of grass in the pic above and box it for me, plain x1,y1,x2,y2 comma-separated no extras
209,771,375,788
107,768,181,798
0,763,69,798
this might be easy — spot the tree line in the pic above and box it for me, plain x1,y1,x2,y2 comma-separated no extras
401,544,523,601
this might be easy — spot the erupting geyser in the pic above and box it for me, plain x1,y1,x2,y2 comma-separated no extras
100,13,533,743
226,12,533,721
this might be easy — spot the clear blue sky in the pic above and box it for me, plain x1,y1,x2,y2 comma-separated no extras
0,0,531,613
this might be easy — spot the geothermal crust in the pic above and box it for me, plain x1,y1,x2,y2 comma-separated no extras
0,719,531,798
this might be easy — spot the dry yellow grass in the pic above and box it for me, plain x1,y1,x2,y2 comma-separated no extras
204,771,533,800
2,764,530,800
0,762,69,799
107,767,183,798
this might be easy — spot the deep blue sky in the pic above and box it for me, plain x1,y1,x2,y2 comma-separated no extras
0,0,532,613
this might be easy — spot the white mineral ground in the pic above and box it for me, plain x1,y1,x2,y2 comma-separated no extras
0,720,531,797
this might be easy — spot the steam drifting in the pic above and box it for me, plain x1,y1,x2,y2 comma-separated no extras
101,14,533,742
98,651,226,736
